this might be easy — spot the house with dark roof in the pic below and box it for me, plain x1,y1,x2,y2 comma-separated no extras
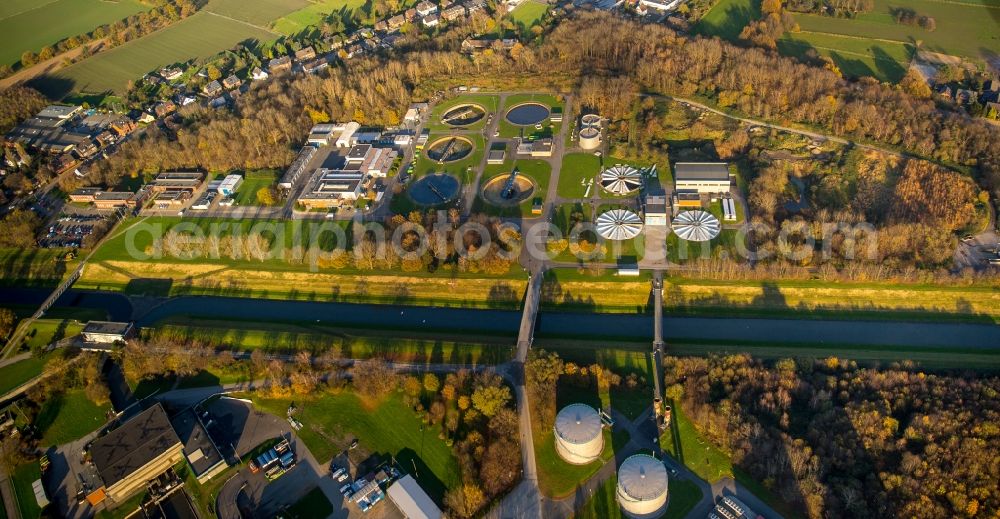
89,404,184,504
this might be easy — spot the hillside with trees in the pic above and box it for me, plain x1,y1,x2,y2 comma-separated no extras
663,354,1000,518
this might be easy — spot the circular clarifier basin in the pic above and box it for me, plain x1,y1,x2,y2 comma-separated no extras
426,136,474,163
441,103,486,126
505,102,550,126
481,172,536,206
408,174,460,205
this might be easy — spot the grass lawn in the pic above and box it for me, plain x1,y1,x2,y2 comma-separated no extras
0,0,149,67
232,175,277,206
660,402,732,483
272,0,374,35
0,353,51,395
558,153,601,198
0,247,75,287
534,424,629,498
23,318,87,351
37,389,110,446
498,93,563,139
575,474,703,519
777,32,912,83
426,94,501,133
253,391,460,503
667,228,738,264
29,6,278,98
149,318,513,363
694,0,759,40
510,0,550,28
11,463,41,519
285,487,333,518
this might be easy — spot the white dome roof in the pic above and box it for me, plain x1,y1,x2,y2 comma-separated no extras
617,454,668,501
555,404,602,444
596,209,643,241
600,165,642,195
671,210,720,242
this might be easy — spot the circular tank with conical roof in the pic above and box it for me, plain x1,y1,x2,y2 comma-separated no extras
617,454,669,518
554,403,604,464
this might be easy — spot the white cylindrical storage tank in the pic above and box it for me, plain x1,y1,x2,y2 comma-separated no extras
554,403,604,464
579,127,601,150
617,454,669,518
581,114,602,128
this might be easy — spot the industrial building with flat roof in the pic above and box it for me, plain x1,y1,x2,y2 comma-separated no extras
5,104,90,154
295,144,395,209
170,409,227,484
152,171,204,193
674,162,731,194
89,404,184,504
82,321,135,344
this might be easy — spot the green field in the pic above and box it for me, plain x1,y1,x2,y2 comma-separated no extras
254,391,460,502
30,6,278,98
697,0,997,82
204,0,309,26
11,463,41,519
558,153,601,198
0,354,51,395
272,0,371,35
510,0,550,27
694,0,759,40
576,475,703,519
0,248,75,288
0,0,149,67
232,176,278,206
778,32,913,82
791,0,1000,64
37,389,110,446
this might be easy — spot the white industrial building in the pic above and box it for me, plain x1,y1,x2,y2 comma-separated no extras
336,121,362,147
217,174,243,196
616,454,668,518
387,475,442,519
554,404,604,464
638,0,681,11
674,162,731,194
81,321,135,344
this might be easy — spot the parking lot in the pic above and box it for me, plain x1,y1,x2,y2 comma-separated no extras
204,397,404,519
38,214,106,248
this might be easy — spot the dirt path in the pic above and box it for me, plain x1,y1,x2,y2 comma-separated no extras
0,38,109,90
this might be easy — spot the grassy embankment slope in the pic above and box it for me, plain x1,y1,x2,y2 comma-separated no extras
76,216,527,308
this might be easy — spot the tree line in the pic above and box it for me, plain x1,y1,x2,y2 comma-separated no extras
4,0,203,78
663,354,1000,518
